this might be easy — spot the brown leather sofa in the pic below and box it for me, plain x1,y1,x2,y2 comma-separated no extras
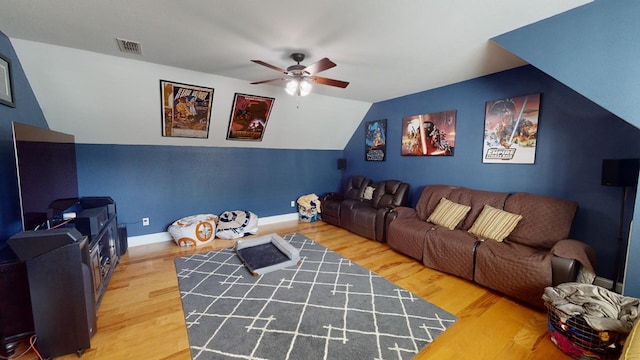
321,177,409,242
387,184,596,309
320,175,371,226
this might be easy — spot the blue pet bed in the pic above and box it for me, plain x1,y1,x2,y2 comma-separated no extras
235,233,301,276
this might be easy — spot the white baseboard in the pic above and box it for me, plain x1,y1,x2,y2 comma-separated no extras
593,276,623,293
258,213,299,225
127,231,173,247
127,212,299,248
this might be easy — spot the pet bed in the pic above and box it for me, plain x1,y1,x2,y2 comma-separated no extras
235,233,301,275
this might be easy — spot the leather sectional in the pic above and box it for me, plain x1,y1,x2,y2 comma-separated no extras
321,176,409,242
386,184,596,309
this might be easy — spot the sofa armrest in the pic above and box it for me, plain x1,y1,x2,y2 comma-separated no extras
551,239,597,285
385,206,416,232
320,192,343,203
551,256,580,286
390,206,416,219
376,207,393,242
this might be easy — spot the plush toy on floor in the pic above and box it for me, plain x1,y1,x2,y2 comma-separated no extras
216,210,259,239
168,214,218,247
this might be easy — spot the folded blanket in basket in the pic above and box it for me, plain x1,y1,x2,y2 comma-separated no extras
297,193,321,213
543,282,639,333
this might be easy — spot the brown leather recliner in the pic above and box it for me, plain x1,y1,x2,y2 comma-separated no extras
339,180,410,242
320,175,371,226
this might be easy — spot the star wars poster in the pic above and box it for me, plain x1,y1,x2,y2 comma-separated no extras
365,119,386,161
483,93,540,164
226,93,275,141
160,80,214,138
401,110,456,156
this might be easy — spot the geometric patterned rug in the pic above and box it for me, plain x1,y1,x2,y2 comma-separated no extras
174,233,457,360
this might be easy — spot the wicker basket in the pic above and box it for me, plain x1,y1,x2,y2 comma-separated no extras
546,302,628,359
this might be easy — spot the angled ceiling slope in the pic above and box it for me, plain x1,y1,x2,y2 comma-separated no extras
0,0,591,103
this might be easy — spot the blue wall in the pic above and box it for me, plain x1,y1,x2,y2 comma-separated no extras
0,30,343,256
4,1,640,291
492,0,640,298
342,65,640,280
0,33,48,256
492,0,640,130
77,144,342,236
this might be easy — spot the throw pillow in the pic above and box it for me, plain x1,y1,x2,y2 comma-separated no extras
363,185,375,200
427,197,471,230
468,205,523,242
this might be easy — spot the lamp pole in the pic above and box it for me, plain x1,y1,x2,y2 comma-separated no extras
612,186,628,292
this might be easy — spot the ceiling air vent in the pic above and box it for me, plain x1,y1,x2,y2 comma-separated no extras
116,38,142,55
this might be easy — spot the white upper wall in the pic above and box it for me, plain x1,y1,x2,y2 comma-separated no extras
11,39,371,150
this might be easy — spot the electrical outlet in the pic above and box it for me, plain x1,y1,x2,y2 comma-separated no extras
142,217,150,226
290,200,295,208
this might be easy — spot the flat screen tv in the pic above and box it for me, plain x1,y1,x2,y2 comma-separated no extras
12,122,79,231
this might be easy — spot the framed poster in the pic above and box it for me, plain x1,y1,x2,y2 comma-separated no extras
0,53,15,107
401,110,456,156
482,93,541,164
226,93,275,141
160,80,214,138
365,119,386,161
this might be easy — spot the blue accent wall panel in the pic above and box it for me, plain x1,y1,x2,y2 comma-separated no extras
76,144,342,236
488,1,640,296
0,32,48,255
492,0,640,129
342,65,640,281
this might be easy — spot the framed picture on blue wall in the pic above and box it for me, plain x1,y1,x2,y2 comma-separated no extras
365,119,386,161
401,110,456,156
0,53,15,108
482,93,541,164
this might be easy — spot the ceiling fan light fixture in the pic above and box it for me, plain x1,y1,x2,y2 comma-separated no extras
251,53,346,95
285,79,298,96
299,78,312,96
285,78,312,96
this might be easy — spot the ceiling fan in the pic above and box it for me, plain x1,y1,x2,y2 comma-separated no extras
250,53,349,96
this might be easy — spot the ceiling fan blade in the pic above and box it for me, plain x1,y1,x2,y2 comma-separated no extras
303,57,336,75
251,60,287,73
250,78,285,85
312,76,349,88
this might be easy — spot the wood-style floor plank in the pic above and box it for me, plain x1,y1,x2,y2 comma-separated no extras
15,220,570,360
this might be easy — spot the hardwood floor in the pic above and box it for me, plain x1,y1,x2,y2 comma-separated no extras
16,220,570,360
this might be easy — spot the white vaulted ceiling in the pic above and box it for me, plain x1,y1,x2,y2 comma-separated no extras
0,0,591,103
0,1,592,149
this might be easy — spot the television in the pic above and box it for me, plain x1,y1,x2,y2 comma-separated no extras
12,122,79,231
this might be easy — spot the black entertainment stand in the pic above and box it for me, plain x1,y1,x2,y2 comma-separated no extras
1,196,126,358
44,196,122,307
76,197,121,307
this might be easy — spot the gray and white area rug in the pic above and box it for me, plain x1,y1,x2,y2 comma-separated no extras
175,233,457,360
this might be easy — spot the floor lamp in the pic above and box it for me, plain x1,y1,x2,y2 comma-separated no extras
612,185,628,291
601,158,639,292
